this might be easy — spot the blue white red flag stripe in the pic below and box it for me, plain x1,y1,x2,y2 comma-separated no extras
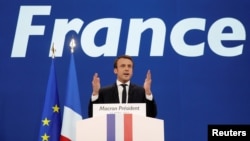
107,114,133,141
124,114,133,141
107,114,115,141
116,113,124,141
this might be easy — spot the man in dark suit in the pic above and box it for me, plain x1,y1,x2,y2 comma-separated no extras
88,55,157,118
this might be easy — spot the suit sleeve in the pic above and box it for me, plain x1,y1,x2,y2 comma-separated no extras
146,98,157,118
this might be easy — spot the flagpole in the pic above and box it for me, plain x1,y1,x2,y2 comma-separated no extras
51,43,56,59
70,38,76,53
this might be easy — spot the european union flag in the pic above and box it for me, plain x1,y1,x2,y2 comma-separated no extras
38,59,62,141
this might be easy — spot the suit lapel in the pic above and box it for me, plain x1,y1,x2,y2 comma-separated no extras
128,84,134,103
112,83,120,103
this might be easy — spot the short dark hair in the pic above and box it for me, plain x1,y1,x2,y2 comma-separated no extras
113,55,133,68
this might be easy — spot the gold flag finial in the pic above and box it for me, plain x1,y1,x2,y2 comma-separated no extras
69,38,76,53
51,43,56,58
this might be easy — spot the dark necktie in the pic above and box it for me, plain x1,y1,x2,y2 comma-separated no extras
121,84,127,103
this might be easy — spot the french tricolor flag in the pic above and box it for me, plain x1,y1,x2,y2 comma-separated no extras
60,54,82,141
107,114,133,141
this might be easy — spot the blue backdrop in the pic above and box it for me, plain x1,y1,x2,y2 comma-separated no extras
1,0,250,141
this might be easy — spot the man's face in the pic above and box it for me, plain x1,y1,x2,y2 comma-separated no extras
114,58,133,83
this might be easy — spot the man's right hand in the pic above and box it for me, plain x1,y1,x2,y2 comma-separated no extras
92,73,101,96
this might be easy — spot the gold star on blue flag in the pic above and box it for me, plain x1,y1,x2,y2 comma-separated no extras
38,58,62,141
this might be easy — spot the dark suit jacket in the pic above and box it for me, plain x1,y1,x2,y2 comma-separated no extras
88,83,157,118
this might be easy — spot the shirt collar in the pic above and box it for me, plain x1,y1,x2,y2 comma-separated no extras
116,80,130,86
